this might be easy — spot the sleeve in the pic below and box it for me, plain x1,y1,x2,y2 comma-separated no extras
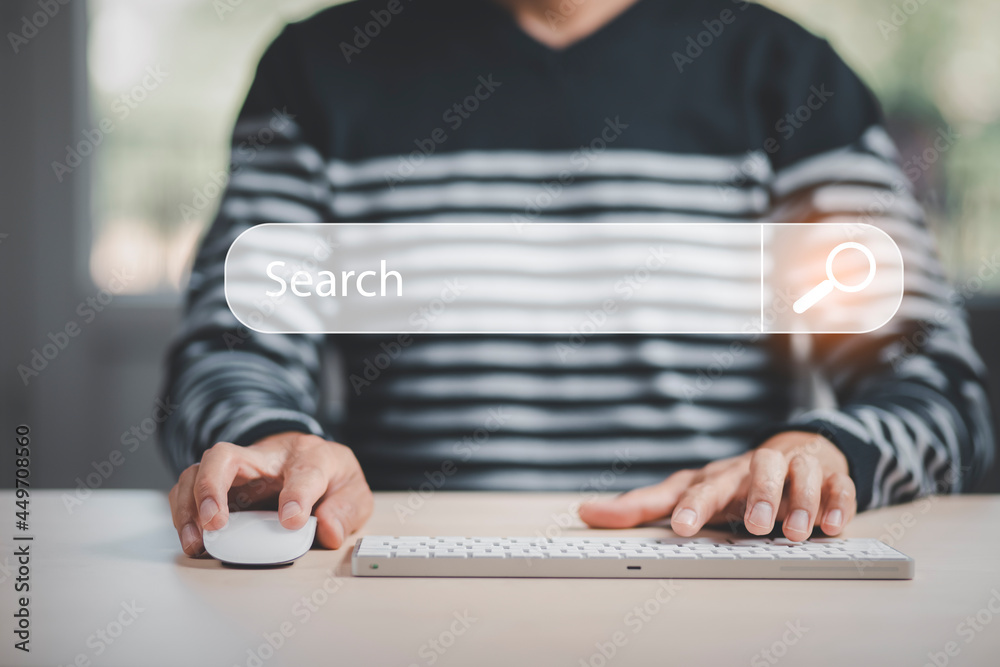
750,26,995,511
159,27,334,473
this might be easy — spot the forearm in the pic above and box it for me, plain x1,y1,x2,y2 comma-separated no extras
161,343,327,473
765,131,994,510
782,331,993,508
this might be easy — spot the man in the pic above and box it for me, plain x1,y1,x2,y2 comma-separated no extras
162,0,993,555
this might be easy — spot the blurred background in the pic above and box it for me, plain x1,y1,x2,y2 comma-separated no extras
2,0,999,491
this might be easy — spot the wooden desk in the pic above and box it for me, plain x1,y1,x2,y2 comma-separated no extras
2,491,999,666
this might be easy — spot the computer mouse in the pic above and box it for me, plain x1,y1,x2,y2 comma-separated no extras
203,510,317,566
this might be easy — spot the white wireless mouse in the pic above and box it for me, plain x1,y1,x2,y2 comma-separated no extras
203,510,317,565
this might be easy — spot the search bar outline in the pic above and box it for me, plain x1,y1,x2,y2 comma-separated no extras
225,222,904,336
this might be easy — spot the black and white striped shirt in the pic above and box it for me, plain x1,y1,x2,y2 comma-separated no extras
161,0,993,510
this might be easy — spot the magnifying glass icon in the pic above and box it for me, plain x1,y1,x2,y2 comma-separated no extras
792,242,877,314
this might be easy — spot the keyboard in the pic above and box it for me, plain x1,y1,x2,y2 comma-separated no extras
351,536,914,580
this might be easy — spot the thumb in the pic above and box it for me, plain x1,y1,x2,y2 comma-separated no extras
579,477,689,529
313,479,374,549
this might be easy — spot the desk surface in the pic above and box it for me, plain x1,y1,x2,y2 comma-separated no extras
2,491,999,667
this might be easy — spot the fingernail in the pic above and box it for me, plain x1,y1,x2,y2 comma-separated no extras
180,524,199,553
280,501,302,523
787,509,810,534
199,498,219,526
748,502,773,529
673,508,697,527
331,518,346,547
825,509,843,529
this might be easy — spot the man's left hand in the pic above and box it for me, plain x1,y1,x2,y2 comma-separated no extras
578,431,857,542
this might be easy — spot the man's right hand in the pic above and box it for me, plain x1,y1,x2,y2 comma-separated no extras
168,432,374,556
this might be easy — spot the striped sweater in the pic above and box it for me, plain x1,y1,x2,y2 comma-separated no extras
160,0,994,510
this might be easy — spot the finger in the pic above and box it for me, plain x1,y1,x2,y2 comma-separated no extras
313,476,375,549
227,476,284,513
578,470,699,529
710,476,752,530
277,448,334,529
743,448,787,535
193,442,251,531
781,453,823,542
169,465,204,556
670,471,743,537
818,472,857,536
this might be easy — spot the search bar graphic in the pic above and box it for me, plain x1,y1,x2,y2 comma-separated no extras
225,222,903,335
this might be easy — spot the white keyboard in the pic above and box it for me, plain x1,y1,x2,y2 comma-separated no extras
352,536,913,579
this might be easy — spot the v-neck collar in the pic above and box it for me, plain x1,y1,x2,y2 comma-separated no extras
478,0,649,60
